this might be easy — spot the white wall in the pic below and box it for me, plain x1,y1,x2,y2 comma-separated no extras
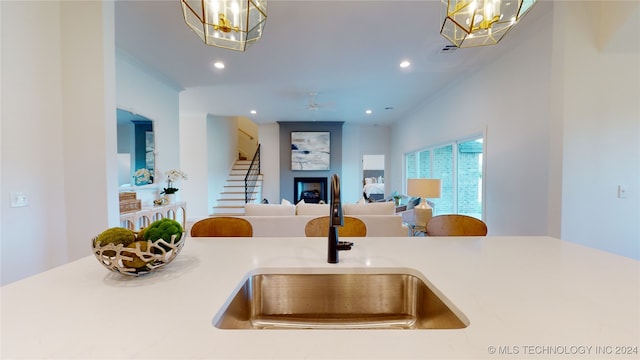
178,112,208,219
257,123,280,203
207,115,237,215
363,155,385,170
61,1,119,261
556,2,640,259
1,1,67,285
1,1,117,285
178,109,237,220
390,8,554,236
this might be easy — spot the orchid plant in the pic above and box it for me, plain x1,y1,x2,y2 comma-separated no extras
162,169,188,194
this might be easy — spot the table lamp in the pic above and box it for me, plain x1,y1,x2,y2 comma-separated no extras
407,178,441,228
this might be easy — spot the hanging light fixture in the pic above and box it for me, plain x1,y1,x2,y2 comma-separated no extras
181,0,267,51
440,0,536,48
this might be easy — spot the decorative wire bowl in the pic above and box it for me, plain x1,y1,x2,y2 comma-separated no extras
92,232,185,276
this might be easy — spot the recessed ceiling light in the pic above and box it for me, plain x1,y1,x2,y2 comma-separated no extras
400,60,411,68
365,109,373,115
214,61,225,69
250,110,257,115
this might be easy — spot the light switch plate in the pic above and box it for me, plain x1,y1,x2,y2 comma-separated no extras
11,192,28,207
617,185,628,199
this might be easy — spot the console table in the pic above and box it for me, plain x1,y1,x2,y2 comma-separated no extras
120,202,186,231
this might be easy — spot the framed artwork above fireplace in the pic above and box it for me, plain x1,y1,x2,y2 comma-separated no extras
291,131,330,170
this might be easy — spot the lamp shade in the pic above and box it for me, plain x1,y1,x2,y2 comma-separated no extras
440,0,537,48
407,179,441,199
181,0,267,51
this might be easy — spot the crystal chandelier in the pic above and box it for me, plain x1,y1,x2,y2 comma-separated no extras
181,0,267,51
440,0,536,48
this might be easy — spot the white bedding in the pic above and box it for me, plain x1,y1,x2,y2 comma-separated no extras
363,183,385,196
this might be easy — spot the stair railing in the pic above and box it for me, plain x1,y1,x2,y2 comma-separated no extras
244,144,261,203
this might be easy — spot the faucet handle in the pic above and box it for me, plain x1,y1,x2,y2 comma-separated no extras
337,241,354,251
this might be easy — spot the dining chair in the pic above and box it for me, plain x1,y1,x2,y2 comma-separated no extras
305,216,367,237
425,214,487,236
190,217,253,237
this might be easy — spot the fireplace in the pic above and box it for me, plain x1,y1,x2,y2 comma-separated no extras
294,177,328,204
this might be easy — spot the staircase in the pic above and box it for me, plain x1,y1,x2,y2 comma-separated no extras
212,160,262,216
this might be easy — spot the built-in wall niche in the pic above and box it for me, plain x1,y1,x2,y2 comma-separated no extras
294,177,327,203
117,108,155,186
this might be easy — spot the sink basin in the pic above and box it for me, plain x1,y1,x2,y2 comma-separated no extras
213,268,469,330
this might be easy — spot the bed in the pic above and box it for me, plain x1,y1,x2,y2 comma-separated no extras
363,172,385,201
363,182,385,197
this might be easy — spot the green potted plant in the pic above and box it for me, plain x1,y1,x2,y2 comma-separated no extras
391,191,402,206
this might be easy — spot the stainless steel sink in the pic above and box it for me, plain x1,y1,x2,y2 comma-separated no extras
213,269,469,330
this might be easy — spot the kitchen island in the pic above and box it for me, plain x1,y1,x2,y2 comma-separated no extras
2,236,639,359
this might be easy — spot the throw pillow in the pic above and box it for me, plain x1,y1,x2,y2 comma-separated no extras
406,197,421,210
296,202,330,215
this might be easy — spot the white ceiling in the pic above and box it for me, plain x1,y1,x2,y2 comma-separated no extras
115,0,551,125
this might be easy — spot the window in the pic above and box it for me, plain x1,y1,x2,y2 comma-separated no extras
432,145,453,214
405,136,483,219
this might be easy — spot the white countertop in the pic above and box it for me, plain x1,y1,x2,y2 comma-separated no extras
2,236,639,359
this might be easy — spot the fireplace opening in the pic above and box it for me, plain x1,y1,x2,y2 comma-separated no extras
294,177,328,204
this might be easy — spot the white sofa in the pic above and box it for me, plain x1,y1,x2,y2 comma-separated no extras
235,201,409,237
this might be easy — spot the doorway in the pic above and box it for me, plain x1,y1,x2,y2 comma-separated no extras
362,154,385,201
